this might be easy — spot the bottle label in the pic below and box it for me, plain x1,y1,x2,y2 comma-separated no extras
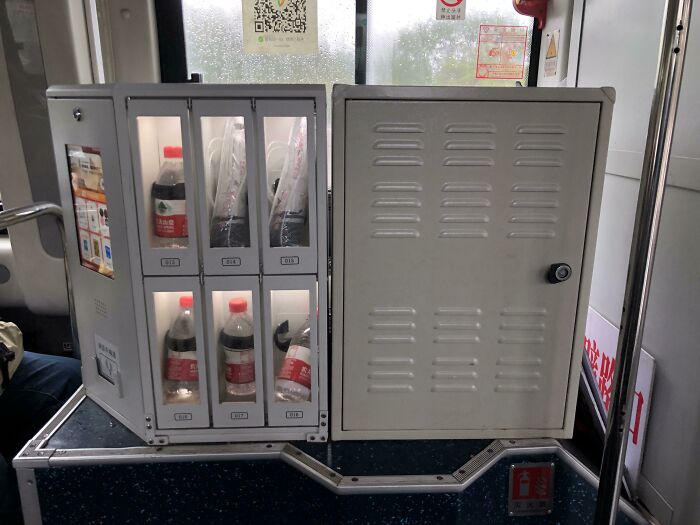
166,356,198,381
277,345,312,389
155,198,188,238
225,350,255,384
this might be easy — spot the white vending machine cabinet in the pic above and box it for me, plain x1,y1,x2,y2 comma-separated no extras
331,85,614,440
48,84,328,444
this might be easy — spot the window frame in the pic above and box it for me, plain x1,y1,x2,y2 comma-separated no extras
156,1,540,86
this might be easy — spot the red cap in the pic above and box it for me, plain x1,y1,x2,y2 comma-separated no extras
179,295,193,308
163,146,183,158
229,298,247,313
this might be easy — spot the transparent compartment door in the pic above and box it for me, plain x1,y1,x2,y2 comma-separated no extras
256,100,318,274
193,100,260,275
128,100,199,275
144,277,210,429
205,276,265,428
263,275,319,427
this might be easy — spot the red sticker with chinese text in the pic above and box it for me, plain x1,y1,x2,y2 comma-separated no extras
278,358,312,389
508,463,554,516
226,361,256,384
166,357,199,381
476,24,528,80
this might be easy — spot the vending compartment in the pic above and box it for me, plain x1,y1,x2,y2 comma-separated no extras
256,100,318,275
205,277,265,428
128,100,199,275
193,100,261,275
263,275,319,427
144,277,210,429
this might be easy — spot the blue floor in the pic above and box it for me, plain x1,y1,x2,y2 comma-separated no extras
34,398,639,525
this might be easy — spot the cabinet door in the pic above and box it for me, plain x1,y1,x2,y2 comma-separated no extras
205,276,265,428
255,100,318,275
340,100,600,432
263,275,319,427
128,100,199,275
192,100,260,275
144,277,210,429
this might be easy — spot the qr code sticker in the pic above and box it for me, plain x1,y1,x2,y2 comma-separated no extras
254,0,307,33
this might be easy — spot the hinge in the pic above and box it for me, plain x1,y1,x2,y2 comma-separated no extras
251,98,256,111
313,99,317,114
187,98,193,111
199,264,205,286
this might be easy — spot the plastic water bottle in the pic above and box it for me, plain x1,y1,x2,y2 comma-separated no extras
275,318,312,402
165,295,198,400
210,120,250,248
152,146,188,248
220,297,256,397
269,117,309,247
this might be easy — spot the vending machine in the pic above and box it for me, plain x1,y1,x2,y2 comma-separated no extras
47,84,328,444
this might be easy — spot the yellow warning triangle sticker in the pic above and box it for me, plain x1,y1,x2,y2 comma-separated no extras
546,35,557,59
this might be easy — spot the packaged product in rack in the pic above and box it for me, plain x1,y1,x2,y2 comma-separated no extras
165,295,199,401
152,146,188,248
220,297,256,398
269,117,309,247
209,118,250,248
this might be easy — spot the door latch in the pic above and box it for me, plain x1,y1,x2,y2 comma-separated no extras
547,263,572,284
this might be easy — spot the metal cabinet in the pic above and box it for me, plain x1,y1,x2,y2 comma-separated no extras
48,84,328,444
331,85,614,440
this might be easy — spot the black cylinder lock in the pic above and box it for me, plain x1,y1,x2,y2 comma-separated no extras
547,263,572,284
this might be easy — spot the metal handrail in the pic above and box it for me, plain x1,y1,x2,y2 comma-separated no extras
0,202,63,230
594,0,692,523
0,201,79,356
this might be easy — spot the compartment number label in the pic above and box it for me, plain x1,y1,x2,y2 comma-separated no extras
174,413,192,421
222,257,242,267
281,256,300,266
231,412,249,420
161,258,181,267
286,411,303,419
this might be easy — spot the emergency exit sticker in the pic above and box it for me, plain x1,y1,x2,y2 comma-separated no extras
436,0,465,20
508,462,554,516
476,25,528,80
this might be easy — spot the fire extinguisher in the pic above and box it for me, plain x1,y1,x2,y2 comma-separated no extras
513,0,548,30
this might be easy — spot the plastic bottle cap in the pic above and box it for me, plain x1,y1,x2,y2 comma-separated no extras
229,298,248,313
163,146,183,158
179,295,193,308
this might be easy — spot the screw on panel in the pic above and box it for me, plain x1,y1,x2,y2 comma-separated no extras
72,107,82,121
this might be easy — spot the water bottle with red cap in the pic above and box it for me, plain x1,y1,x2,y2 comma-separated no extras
152,145,188,248
165,295,199,400
220,297,256,398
